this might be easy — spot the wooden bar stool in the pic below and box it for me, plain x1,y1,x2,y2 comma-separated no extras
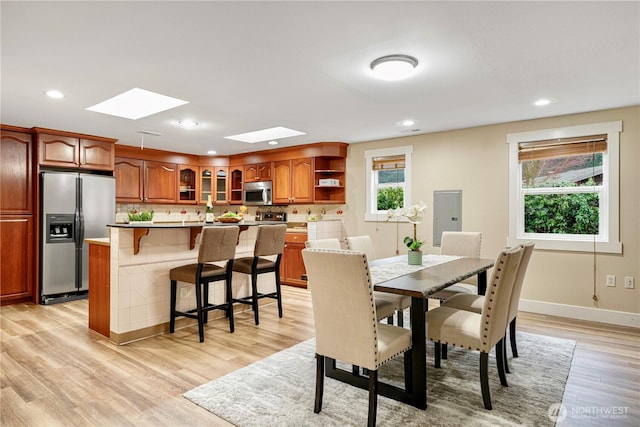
169,226,240,342
231,224,287,325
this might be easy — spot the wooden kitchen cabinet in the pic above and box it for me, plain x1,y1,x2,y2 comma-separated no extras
115,157,177,203
36,130,115,171
229,167,243,204
281,232,307,287
199,166,229,205
178,165,198,204
1,129,33,214
273,158,313,204
244,162,272,182
314,156,346,203
0,216,34,305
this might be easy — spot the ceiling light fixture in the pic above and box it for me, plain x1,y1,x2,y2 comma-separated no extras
370,54,418,81
534,98,556,106
45,89,64,99
178,119,198,128
268,140,279,145
401,119,415,126
207,150,216,155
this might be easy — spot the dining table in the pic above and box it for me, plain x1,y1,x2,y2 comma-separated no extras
324,254,495,410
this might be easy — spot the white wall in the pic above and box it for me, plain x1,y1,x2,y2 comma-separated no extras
344,106,639,325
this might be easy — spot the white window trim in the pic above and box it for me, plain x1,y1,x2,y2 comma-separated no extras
507,121,622,253
364,145,413,222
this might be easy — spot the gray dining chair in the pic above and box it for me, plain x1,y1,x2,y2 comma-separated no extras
169,226,240,342
302,248,412,427
425,246,523,410
346,235,412,326
231,224,287,325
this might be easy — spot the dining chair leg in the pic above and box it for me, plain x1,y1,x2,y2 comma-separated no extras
226,276,235,333
275,268,283,318
352,365,360,375
503,331,510,374
397,310,404,327
510,318,518,357
203,282,210,324
442,343,448,359
169,280,177,333
480,352,492,410
434,342,442,368
367,369,378,427
496,339,508,387
251,271,259,325
314,354,324,413
195,282,205,343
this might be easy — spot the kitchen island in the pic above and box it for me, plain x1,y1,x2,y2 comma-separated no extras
94,221,282,344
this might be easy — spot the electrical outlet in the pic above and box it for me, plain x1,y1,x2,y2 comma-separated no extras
624,277,635,289
606,275,616,287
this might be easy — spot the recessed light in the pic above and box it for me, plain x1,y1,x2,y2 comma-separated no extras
268,140,279,145
225,126,305,143
45,89,64,99
534,98,556,106
207,150,216,155
178,119,198,128
86,88,188,120
370,54,418,81
400,119,415,127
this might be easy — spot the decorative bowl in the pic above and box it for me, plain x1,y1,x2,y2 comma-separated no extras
218,217,242,223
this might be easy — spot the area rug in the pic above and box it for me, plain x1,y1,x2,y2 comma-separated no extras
184,332,575,426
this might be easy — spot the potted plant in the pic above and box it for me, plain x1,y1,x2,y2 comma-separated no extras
128,210,154,224
387,202,427,265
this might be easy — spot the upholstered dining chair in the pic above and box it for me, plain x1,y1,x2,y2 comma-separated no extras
169,225,240,342
441,242,535,372
425,246,523,410
304,238,396,322
304,238,342,249
302,248,412,427
345,235,412,327
231,224,287,325
429,231,483,301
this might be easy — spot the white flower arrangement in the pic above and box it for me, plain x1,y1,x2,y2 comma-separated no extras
386,201,428,251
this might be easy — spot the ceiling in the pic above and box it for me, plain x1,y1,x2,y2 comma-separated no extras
2,1,638,157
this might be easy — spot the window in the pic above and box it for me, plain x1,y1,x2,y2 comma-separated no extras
507,121,622,253
364,146,412,221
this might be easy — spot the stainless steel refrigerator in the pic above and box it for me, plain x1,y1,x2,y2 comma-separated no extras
40,171,115,304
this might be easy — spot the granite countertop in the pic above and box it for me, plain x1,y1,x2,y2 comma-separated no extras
108,221,285,228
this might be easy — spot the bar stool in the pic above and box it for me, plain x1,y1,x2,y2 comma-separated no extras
232,224,287,325
169,226,240,342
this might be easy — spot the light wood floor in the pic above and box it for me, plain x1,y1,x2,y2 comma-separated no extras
1,286,638,426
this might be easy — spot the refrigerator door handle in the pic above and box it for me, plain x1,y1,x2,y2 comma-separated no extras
76,176,84,247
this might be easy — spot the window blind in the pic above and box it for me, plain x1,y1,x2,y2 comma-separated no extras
372,155,405,170
518,135,607,161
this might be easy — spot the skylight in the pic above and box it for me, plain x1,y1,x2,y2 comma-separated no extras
86,88,188,120
224,126,305,143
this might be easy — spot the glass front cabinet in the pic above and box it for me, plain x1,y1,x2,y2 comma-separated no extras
200,166,229,205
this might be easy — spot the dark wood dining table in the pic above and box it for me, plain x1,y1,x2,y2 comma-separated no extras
324,255,495,410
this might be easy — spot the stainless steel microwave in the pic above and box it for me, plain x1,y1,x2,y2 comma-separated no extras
243,181,273,205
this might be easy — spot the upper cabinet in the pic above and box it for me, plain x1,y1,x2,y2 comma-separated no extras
115,158,177,203
1,129,33,214
178,165,199,204
244,162,272,182
199,166,229,204
273,158,313,204
314,156,345,203
229,167,243,204
35,130,116,171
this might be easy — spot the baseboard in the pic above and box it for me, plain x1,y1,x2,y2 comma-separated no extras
519,299,639,329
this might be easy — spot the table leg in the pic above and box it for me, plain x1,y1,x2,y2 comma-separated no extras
477,270,488,295
409,295,427,409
